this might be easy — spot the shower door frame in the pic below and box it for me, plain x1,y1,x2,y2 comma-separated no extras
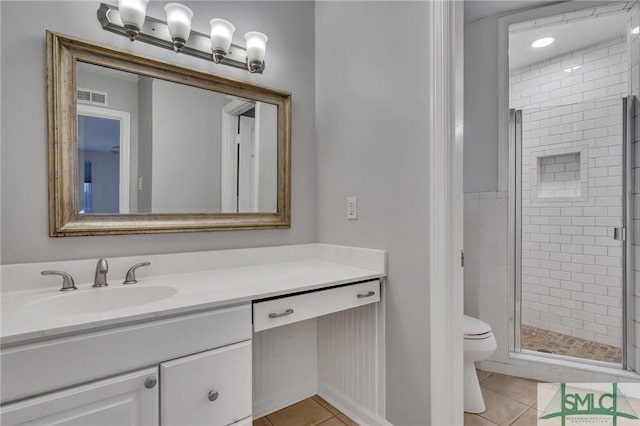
509,98,635,370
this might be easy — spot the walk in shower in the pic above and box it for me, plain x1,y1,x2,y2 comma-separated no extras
511,97,633,365
508,1,638,368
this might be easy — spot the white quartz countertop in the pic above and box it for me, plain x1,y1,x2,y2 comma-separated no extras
1,253,385,346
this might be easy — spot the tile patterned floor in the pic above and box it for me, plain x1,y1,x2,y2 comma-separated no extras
254,395,358,426
465,370,541,426
522,325,622,363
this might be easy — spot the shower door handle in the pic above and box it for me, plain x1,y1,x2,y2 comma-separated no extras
614,227,626,241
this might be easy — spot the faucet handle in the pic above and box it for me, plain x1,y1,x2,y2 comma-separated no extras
41,270,77,291
123,262,151,284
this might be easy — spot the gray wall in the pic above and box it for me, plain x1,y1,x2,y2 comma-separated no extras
315,2,431,424
0,0,316,263
257,102,278,212
138,76,153,213
83,150,120,213
150,79,223,213
464,15,501,193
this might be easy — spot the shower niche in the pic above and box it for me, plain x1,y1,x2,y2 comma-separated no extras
530,147,588,202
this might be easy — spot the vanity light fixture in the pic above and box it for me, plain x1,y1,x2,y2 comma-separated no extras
118,0,149,41
98,3,268,74
210,19,235,63
531,37,554,48
164,3,193,52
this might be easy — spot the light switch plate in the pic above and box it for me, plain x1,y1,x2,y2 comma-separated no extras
347,197,357,220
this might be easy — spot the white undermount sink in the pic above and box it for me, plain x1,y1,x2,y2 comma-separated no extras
25,286,178,316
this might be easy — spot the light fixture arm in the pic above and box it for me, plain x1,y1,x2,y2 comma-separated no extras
97,3,263,73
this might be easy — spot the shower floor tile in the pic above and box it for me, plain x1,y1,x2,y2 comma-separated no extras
521,325,622,364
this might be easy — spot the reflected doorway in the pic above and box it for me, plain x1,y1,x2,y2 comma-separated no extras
77,105,130,214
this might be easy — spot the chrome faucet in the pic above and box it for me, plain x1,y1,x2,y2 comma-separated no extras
93,258,109,287
41,270,77,291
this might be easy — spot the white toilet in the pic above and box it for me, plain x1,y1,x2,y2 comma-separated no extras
464,315,497,413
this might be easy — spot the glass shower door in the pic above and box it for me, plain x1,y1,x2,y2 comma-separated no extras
511,96,634,367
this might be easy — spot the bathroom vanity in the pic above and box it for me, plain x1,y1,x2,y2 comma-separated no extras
0,244,387,425
1,28,388,426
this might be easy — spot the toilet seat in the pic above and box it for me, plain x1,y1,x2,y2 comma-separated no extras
464,315,492,339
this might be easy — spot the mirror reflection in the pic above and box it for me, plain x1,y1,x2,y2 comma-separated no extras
76,62,278,215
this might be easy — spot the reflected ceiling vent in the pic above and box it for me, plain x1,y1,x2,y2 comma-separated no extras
77,88,109,106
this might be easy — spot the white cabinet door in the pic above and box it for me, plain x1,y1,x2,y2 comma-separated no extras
160,340,252,426
0,367,158,426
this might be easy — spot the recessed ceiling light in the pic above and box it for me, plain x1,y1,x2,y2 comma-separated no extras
632,26,639,35
531,37,554,48
563,65,581,73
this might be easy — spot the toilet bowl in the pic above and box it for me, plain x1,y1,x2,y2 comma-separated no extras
464,315,497,414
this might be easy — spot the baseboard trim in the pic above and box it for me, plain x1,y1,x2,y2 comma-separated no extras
318,384,393,426
252,382,317,419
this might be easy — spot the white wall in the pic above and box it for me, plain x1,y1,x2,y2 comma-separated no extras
315,2,430,424
0,0,316,264
150,79,223,213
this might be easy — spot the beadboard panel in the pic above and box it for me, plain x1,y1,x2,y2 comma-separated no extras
317,303,381,416
252,319,318,418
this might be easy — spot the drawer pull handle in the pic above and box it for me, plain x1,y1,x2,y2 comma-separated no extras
269,308,294,318
357,291,375,298
144,377,157,389
208,390,219,402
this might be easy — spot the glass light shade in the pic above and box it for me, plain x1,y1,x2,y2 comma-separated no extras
165,3,193,45
210,19,235,55
118,0,149,29
245,31,268,71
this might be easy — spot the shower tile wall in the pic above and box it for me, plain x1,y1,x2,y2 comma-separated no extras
510,36,628,348
464,192,510,366
464,192,640,382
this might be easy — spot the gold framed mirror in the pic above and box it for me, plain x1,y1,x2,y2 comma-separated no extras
47,31,291,236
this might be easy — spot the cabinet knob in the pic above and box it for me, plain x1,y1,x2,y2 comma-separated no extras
208,390,219,402
144,377,157,389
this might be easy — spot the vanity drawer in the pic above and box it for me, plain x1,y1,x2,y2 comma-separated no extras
160,340,252,426
253,279,380,332
1,304,251,404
